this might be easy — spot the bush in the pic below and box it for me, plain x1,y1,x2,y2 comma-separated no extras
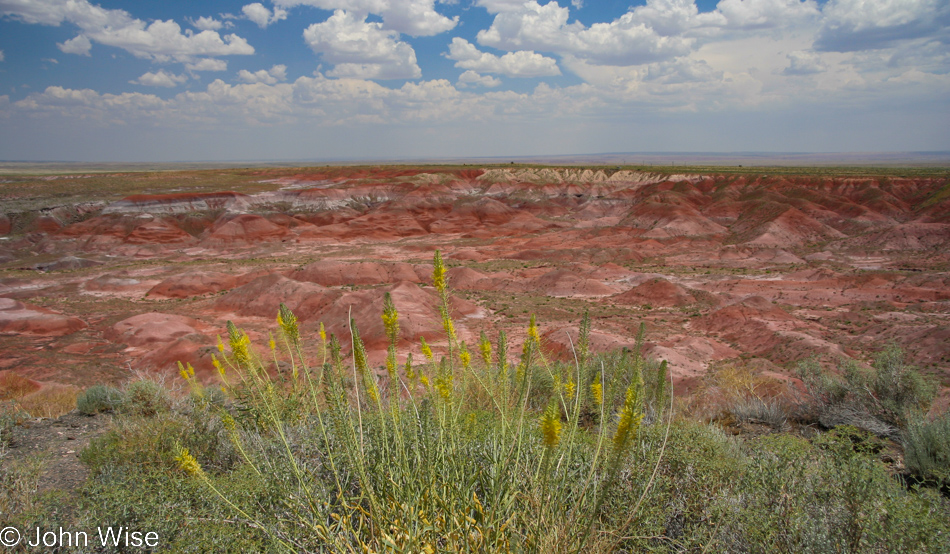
119,379,172,417
77,385,125,415
797,345,936,433
904,410,950,486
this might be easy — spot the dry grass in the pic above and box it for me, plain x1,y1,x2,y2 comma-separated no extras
17,384,80,419
0,372,41,401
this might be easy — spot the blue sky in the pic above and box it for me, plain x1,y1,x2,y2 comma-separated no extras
0,0,948,161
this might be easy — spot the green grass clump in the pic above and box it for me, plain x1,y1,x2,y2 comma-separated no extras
76,385,125,415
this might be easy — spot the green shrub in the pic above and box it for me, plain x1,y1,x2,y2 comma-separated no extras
76,385,125,415
119,379,172,417
904,410,950,486
797,345,936,432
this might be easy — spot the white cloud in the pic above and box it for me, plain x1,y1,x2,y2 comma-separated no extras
58,34,92,56
783,50,826,75
238,64,288,84
241,3,288,28
186,58,228,71
714,0,820,31
446,38,560,77
274,0,458,36
457,69,502,87
303,10,422,79
0,50,4,62
816,0,950,52
0,0,255,62
192,16,223,31
476,1,695,66
130,70,188,87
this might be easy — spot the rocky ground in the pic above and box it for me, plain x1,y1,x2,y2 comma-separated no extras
1,165,948,407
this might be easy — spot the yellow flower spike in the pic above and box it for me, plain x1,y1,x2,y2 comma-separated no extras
420,375,430,388
540,404,562,449
216,336,225,353
564,379,576,400
527,314,540,343
381,293,399,344
432,250,447,294
590,381,603,406
277,303,300,345
459,341,471,370
479,331,492,367
268,337,276,351
221,414,236,431
174,444,204,477
420,337,433,360
177,361,189,381
187,363,195,378
613,385,644,450
212,355,225,377
319,322,326,343
405,352,415,380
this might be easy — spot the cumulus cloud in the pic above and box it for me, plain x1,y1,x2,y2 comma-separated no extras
191,16,224,31
446,38,560,77
274,0,458,36
474,0,824,68
0,0,255,62
303,10,422,79
241,3,288,28
783,50,826,75
238,64,288,84
130,70,189,87
816,0,950,52
57,34,92,56
186,58,229,71
457,69,502,87
476,0,695,66
714,0,820,31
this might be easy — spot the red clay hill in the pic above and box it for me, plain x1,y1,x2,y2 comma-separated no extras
1,166,948,403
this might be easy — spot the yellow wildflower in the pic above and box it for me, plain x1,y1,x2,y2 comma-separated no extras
174,444,204,477
420,375,430,388
459,342,471,370
434,378,452,401
527,314,540,343
178,361,189,381
540,405,562,448
563,379,576,400
590,381,603,406
479,331,492,367
319,322,326,343
613,385,644,450
212,355,225,377
268,337,276,351
432,250,447,293
381,293,399,344
221,414,236,431
420,337,433,360
216,336,225,353
405,353,415,380
277,303,300,345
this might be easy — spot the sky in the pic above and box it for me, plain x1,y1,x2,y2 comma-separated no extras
0,0,948,162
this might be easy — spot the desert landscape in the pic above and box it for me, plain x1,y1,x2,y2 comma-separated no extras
1,165,948,401
3,163,950,551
